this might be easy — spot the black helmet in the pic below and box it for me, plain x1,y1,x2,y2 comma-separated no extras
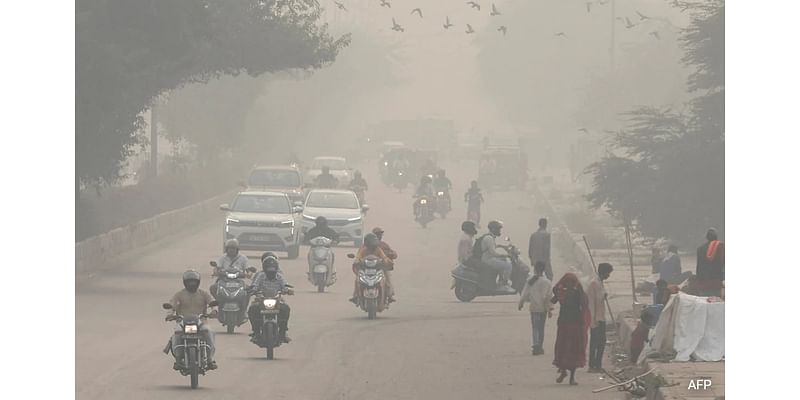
315,216,328,226
261,251,278,263
364,233,379,248
487,220,503,235
182,269,201,292
262,254,279,271
461,221,477,235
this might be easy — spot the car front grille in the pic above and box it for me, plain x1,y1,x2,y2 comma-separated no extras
238,220,285,228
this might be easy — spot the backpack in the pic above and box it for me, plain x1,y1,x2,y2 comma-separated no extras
472,233,493,260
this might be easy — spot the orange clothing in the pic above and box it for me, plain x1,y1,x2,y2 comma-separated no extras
353,246,393,272
379,241,398,260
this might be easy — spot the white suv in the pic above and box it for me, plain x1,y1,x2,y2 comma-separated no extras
301,189,368,247
221,191,303,258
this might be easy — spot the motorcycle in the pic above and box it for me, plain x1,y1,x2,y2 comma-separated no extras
414,196,435,228
347,253,388,320
307,236,336,292
250,286,293,360
162,301,218,389
210,261,249,334
450,237,530,302
434,190,451,218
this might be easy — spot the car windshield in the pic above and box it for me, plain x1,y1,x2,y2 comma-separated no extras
306,192,359,209
248,170,301,187
232,194,291,214
311,158,346,170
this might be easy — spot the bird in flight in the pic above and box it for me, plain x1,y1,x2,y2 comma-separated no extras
411,8,423,18
467,1,481,11
334,1,347,11
491,3,501,16
586,2,592,13
636,10,651,20
649,31,660,40
624,17,637,29
443,16,454,29
554,32,567,38
466,24,475,34
392,18,404,32
498,26,507,35
380,0,391,8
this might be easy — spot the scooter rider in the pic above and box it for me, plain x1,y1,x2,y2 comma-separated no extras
248,256,293,343
168,270,218,370
372,227,397,303
413,175,435,216
350,233,393,304
315,166,339,189
211,239,249,299
305,216,340,244
476,220,515,292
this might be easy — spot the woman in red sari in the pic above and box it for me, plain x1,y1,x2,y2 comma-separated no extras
551,272,591,385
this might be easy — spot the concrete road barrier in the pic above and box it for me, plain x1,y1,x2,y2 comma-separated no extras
75,191,235,274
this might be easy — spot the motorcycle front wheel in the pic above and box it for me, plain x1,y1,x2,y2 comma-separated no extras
366,299,377,320
188,349,199,389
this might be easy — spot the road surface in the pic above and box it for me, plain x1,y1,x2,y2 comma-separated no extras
76,160,623,399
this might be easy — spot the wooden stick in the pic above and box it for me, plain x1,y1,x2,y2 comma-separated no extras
623,218,638,303
592,367,657,393
583,235,615,322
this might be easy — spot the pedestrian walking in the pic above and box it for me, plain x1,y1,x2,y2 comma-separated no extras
586,263,613,373
551,272,591,385
528,218,553,281
518,261,554,355
695,228,724,297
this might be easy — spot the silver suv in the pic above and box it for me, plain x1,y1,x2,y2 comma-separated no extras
220,191,303,259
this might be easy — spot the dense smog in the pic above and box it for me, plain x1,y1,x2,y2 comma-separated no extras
76,1,725,398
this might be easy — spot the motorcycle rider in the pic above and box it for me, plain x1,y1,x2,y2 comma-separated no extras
372,227,397,303
464,180,484,226
475,220,515,292
350,233,394,304
413,175,435,216
349,170,369,191
304,216,340,244
433,169,453,208
168,270,218,370
260,251,285,279
315,166,339,189
211,239,249,300
248,256,293,343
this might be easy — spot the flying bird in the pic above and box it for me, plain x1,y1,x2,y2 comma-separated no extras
411,8,423,18
334,1,347,11
467,1,481,11
498,26,507,35
392,18,404,32
554,32,567,38
636,10,651,20
649,31,661,40
466,24,475,34
380,0,391,8
443,16,453,29
491,3,501,16
624,17,637,29
586,2,592,13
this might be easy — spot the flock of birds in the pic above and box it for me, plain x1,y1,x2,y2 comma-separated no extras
330,0,680,40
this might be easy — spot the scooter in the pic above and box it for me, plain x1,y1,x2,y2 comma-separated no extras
162,301,218,389
347,253,388,320
414,196,435,228
451,238,530,302
307,236,336,292
250,287,293,360
210,261,249,334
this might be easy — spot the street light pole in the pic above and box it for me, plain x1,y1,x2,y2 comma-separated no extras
610,0,616,71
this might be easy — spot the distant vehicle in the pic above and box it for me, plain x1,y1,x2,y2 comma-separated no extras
301,189,368,247
243,165,305,204
477,146,529,190
220,191,303,259
306,156,351,188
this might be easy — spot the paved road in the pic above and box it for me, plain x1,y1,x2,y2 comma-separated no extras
76,160,623,399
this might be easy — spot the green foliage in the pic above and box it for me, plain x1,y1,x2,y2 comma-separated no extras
586,1,724,245
76,0,350,191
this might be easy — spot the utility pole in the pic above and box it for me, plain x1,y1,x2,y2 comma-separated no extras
150,101,158,179
610,0,616,71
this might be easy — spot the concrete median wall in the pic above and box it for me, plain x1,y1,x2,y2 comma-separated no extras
76,191,235,274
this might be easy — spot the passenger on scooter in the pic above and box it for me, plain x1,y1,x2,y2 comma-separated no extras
305,216,340,244
168,270,218,370
315,166,339,189
475,220,514,293
458,221,478,265
350,233,393,304
211,239,249,299
413,175,435,216
247,256,293,343
372,227,397,302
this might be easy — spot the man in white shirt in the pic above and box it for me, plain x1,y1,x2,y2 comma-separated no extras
518,261,554,355
586,262,613,372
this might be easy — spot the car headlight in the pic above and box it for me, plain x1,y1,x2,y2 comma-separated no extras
347,216,362,222
184,324,198,334
384,161,389,166
263,299,278,309
281,220,294,227
226,218,240,226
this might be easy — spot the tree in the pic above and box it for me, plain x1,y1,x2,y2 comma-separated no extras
76,0,350,195
586,1,724,245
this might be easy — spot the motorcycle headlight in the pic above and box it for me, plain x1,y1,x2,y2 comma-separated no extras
398,172,403,176
437,191,444,196
384,161,389,166
420,199,427,205
184,324,198,334
226,273,238,279
263,299,278,309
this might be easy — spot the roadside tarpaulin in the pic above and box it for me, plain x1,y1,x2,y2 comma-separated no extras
638,292,725,363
